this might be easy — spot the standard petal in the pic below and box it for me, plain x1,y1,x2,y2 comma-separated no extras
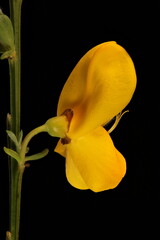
57,42,104,116
57,41,136,138
66,127,126,192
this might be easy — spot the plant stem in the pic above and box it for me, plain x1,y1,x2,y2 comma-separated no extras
20,125,47,162
8,164,25,240
8,1,23,240
9,0,22,136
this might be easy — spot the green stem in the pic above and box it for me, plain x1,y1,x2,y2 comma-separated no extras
9,0,22,136
20,125,47,162
8,1,23,240
9,165,25,240
9,125,47,240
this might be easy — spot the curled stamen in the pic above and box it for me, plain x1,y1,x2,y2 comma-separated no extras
108,110,129,134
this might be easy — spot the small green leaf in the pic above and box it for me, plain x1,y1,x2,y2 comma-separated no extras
6,130,19,147
18,130,23,145
25,148,49,161
4,147,20,162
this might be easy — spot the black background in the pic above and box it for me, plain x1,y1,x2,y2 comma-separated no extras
0,0,159,239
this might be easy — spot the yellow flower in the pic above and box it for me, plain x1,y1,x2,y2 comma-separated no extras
54,41,137,192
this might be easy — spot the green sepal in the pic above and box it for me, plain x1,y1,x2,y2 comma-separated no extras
25,148,49,161
4,147,21,162
0,10,15,56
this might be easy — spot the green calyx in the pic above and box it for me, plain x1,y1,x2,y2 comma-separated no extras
45,115,69,138
45,109,73,138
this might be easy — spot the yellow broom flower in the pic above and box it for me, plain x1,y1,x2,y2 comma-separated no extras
53,41,136,192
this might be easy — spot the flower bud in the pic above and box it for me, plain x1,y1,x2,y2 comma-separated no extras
0,9,15,59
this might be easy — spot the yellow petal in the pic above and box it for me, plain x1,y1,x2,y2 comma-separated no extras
54,139,66,157
66,151,88,190
55,139,88,189
57,42,104,115
66,127,126,192
57,41,136,138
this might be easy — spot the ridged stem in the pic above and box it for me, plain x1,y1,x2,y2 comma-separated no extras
8,1,23,240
